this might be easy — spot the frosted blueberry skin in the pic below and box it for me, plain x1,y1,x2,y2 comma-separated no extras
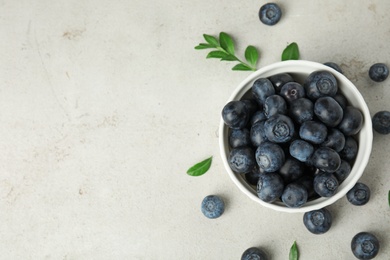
313,172,339,197
314,96,344,127
299,120,328,144
369,62,389,82
264,95,287,118
280,82,305,104
338,106,364,136
351,232,380,259
259,3,282,26
255,141,285,172
250,121,268,147
289,139,314,163
333,160,351,183
323,62,343,74
241,247,268,260
347,182,371,206
372,110,390,135
222,100,249,129
268,73,294,93
201,195,225,219
264,114,295,143
256,172,284,203
321,128,346,152
311,147,341,173
252,78,275,107
229,128,251,148
304,70,338,100
290,98,314,124
340,136,358,162
303,208,332,234
228,147,256,174
281,182,308,208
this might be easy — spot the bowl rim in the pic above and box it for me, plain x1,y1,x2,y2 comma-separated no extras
219,60,373,213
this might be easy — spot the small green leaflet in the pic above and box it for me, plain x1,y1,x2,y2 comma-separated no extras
195,32,259,71
282,42,300,61
289,241,299,260
187,156,212,176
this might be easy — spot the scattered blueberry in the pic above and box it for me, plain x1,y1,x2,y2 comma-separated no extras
372,110,390,135
255,141,285,172
281,182,308,208
324,62,343,74
264,114,295,143
347,182,371,206
340,136,358,162
314,96,344,127
241,247,268,260
250,121,268,147
369,63,389,82
320,128,346,152
304,70,338,100
311,147,341,173
303,208,332,234
264,94,287,118
338,106,364,136
257,172,284,203
313,171,339,197
280,82,305,103
268,73,294,93
229,128,251,148
290,98,314,124
299,120,328,144
222,100,249,129
289,139,314,163
252,78,275,107
228,147,256,173
351,232,380,259
201,195,225,219
259,3,282,26
333,159,351,183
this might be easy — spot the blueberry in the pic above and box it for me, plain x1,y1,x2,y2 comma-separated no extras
289,139,314,163
351,232,380,259
245,166,265,186
242,99,259,118
228,147,256,173
314,172,339,197
229,128,251,148
333,160,351,183
311,147,341,173
369,63,389,82
250,121,268,147
256,172,284,202
338,106,364,136
264,95,287,118
252,78,275,107
290,98,314,124
340,136,358,162
323,62,343,74
303,208,332,234
297,174,316,198
314,96,344,127
281,183,308,208
299,120,328,144
268,73,294,93
333,92,348,110
372,110,390,135
264,114,295,143
279,158,305,183
320,128,346,152
241,247,268,260
280,82,305,103
250,110,267,125
201,195,225,219
304,70,338,100
259,3,282,26
255,142,285,172
222,100,249,129
347,182,370,206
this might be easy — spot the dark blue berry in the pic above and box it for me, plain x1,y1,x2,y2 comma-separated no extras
228,147,256,173
314,96,344,127
268,73,294,93
259,3,282,26
304,70,338,100
313,172,339,197
369,63,389,82
264,114,295,143
281,183,308,208
250,110,267,125
280,82,305,103
222,100,249,129
311,147,341,173
320,128,345,152
279,158,305,183
255,142,285,172
338,106,363,136
303,208,332,234
245,166,265,186
340,136,358,162
333,160,351,183
256,172,284,202
290,98,314,124
229,128,251,148
201,195,225,219
372,110,390,135
347,182,370,206
297,174,316,198
289,139,314,163
299,120,328,144
250,121,268,147
241,247,268,260
264,95,287,118
333,92,348,110
351,232,380,259
252,78,275,107
324,62,343,74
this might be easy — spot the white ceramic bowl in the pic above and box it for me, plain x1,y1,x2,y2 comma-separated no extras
219,60,373,213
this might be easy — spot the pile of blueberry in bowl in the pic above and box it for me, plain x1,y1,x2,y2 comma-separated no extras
219,60,373,213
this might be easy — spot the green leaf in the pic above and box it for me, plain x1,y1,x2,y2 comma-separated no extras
219,32,235,55
195,43,214,50
206,51,228,59
187,157,212,176
221,54,238,61
289,241,299,260
282,42,300,61
232,63,253,71
244,45,259,67
203,34,219,47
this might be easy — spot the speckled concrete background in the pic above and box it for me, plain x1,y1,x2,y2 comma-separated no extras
0,0,389,259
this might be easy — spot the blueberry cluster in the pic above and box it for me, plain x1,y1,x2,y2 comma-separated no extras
222,70,364,208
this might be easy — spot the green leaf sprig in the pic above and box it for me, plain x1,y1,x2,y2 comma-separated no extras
289,241,299,260
195,32,259,71
282,42,300,61
187,156,212,176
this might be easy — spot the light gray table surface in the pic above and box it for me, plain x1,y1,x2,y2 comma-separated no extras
1,0,389,259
